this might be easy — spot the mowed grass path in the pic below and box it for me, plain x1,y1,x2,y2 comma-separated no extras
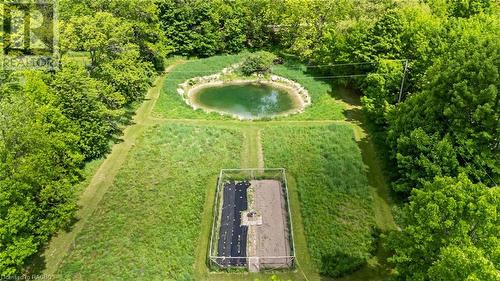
51,55,395,281
58,125,242,280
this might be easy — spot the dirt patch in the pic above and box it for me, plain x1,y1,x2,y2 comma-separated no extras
251,180,292,268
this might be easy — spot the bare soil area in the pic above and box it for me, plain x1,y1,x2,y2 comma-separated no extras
251,180,292,268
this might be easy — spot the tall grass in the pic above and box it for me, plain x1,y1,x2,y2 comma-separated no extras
272,65,345,120
57,54,379,280
262,125,375,277
58,124,242,280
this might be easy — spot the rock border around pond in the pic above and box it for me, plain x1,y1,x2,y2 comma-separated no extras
176,65,311,120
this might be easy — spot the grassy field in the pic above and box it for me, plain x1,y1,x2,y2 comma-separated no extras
262,125,375,277
57,124,242,280
50,54,395,281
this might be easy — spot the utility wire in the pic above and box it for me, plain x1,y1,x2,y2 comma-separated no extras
164,73,393,80
277,73,382,79
168,59,408,73
276,58,408,69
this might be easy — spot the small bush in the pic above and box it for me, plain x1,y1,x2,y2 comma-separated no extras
239,51,277,76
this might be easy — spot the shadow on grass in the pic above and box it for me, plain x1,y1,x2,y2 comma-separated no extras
25,215,82,276
333,86,397,281
268,59,398,280
24,249,46,276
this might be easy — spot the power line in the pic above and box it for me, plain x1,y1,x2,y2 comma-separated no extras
165,73,393,81
277,73,384,79
457,148,497,186
275,58,408,69
179,57,409,66
167,59,408,73
164,58,409,84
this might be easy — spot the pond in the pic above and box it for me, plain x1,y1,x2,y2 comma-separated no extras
191,83,301,119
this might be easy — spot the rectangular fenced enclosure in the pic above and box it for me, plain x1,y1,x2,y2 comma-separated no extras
209,168,295,272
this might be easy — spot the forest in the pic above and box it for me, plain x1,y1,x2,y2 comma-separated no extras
0,0,498,280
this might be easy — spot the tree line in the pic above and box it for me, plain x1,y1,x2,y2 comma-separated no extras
0,0,498,279
0,0,164,275
159,0,498,278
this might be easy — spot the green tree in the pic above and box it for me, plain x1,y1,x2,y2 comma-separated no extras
0,72,82,275
158,0,277,56
393,129,459,193
428,245,500,281
59,0,168,69
387,13,499,189
60,12,134,67
447,0,495,18
357,4,443,107
94,45,153,104
239,51,277,76
240,0,276,49
159,0,222,57
387,175,499,280
52,61,123,160
360,59,404,125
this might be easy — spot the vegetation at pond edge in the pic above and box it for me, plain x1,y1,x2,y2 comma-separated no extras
0,0,497,280
154,54,345,121
239,51,277,76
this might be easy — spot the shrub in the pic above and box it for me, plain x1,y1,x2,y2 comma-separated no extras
239,51,277,76
320,252,366,277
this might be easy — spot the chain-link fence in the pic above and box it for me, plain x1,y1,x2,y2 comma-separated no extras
209,168,295,271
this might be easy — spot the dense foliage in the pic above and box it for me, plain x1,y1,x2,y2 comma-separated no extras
387,14,499,193
1,0,498,279
387,175,499,280
0,73,82,275
158,0,274,56
0,0,163,275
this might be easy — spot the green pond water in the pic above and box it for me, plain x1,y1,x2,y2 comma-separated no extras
193,83,298,119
